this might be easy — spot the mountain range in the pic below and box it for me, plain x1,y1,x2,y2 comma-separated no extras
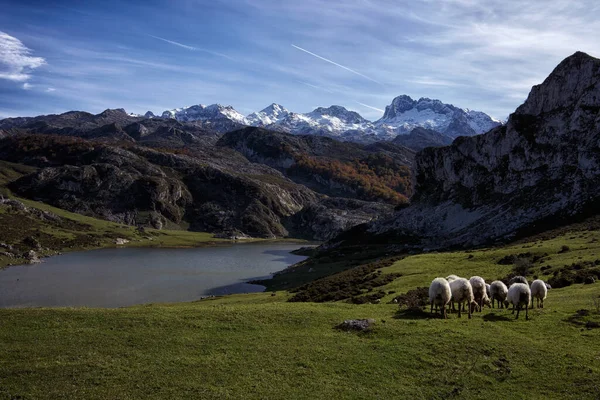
141,95,501,143
1,51,597,252
330,51,600,251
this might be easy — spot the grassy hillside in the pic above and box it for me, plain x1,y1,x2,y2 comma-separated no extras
1,226,599,399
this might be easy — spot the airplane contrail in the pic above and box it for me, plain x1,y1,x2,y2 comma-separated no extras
298,81,335,94
150,35,235,61
291,44,380,84
356,102,385,113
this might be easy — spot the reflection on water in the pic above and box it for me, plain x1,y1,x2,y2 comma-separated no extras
0,243,309,308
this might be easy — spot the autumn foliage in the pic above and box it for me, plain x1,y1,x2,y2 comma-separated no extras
289,153,411,205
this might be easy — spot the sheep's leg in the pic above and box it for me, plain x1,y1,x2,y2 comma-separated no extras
531,297,535,309
430,301,434,315
525,303,529,320
468,302,472,319
443,303,447,319
541,299,544,308
457,302,462,318
515,304,520,320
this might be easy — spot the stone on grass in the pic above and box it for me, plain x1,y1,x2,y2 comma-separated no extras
335,319,375,332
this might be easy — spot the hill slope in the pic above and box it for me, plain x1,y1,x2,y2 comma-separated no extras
1,221,598,399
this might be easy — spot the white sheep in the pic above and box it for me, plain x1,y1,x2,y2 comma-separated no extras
530,279,548,308
429,278,452,319
507,283,531,320
446,274,460,282
449,278,480,319
469,276,491,311
486,283,491,299
489,280,509,309
508,276,528,287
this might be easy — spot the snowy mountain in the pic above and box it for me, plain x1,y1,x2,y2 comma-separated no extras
160,104,248,133
161,104,247,124
374,95,501,139
154,96,500,142
266,105,375,138
246,103,289,126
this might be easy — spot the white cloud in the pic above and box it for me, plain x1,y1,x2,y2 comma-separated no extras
0,31,46,82
22,82,33,90
46,87,56,92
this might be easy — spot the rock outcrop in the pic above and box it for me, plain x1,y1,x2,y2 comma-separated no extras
367,51,600,248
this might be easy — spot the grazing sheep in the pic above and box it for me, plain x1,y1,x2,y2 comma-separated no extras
469,276,491,311
507,283,531,320
508,276,528,287
429,278,452,319
446,274,460,282
449,278,480,319
530,279,548,308
489,280,509,309
486,283,491,299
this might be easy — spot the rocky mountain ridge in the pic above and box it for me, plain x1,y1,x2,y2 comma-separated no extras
360,51,600,248
154,95,500,142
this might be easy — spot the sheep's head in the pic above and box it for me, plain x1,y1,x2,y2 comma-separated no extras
469,301,480,313
503,300,510,308
483,297,492,308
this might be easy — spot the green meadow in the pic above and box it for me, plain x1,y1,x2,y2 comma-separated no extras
1,224,599,399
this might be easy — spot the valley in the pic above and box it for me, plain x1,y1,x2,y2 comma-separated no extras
0,34,599,399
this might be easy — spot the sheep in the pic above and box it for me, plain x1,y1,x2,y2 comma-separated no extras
429,278,452,319
508,275,528,287
530,279,548,308
469,276,491,311
489,280,509,309
507,283,531,320
449,278,480,319
446,274,460,283
486,283,491,299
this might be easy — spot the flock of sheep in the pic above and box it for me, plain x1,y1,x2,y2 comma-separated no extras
428,275,549,320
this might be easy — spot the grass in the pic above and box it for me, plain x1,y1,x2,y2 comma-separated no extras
1,226,600,398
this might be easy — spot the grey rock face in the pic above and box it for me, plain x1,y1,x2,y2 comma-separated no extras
369,52,600,248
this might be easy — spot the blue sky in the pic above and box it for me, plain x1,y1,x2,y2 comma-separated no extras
1,0,599,121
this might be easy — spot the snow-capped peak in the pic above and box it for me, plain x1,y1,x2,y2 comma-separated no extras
376,95,501,138
160,104,247,125
246,103,290,126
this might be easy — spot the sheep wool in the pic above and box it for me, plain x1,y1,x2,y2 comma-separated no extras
449,278,479,319
530,279,548,308
508,276,528,287
429,278,452,319
489,280,509,309
507,283,531,320
469,276,490,311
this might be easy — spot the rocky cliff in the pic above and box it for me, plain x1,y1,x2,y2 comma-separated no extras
367,51,600,248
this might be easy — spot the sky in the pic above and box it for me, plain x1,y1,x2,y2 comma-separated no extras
0,0,599,121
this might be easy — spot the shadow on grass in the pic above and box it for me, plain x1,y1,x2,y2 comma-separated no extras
394,308,434,320
483,312,513,322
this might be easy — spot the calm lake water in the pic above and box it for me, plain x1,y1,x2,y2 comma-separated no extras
0,243,309,308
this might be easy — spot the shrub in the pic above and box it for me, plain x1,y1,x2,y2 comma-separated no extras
559,245,570,253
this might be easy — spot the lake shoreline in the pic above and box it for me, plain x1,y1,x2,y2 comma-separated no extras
0,243,313,309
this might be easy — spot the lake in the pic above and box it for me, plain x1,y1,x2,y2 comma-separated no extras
0,242,309,308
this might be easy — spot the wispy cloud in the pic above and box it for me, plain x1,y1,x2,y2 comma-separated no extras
291,44,381,84
150,34,235,61
356,102,384,113
46,87,56,92
22,82,33,90
0,31,46,82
